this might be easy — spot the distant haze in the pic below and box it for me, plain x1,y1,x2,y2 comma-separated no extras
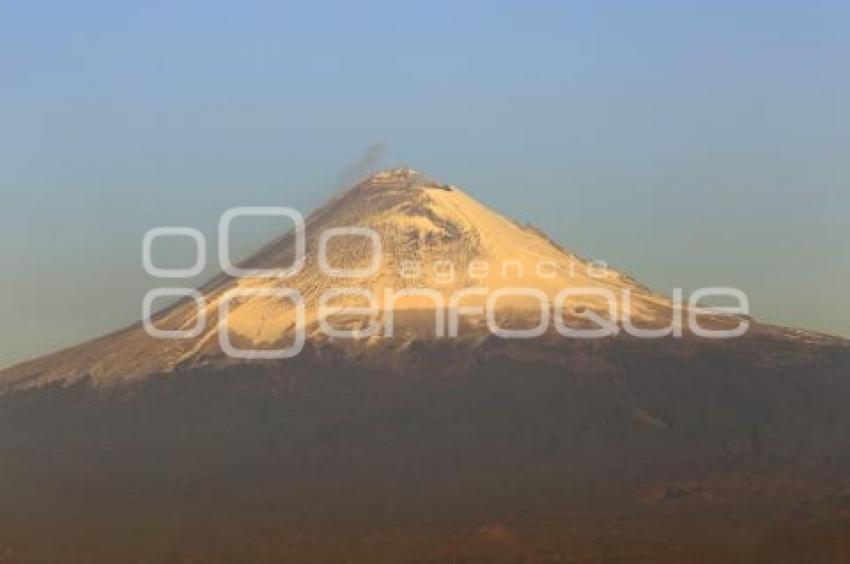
1,1,849,369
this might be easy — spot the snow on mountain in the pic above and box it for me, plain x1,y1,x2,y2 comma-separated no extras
0,168,729,389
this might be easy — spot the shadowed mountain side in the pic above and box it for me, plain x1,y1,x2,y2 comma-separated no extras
1,334,849,562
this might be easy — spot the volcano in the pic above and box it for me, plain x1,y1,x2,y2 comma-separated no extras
1,169,849,563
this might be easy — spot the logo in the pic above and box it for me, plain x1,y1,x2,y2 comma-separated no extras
143,207,749,358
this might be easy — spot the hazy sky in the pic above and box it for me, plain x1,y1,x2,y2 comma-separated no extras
1,0,848,368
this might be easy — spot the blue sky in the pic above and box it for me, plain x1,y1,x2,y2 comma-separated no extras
1,0,848,367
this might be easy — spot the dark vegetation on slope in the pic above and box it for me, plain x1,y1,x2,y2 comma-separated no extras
1,335,849,562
